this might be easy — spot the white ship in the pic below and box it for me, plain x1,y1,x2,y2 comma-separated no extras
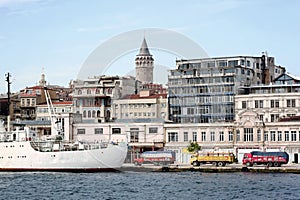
0,85,127,172
0,123,127,172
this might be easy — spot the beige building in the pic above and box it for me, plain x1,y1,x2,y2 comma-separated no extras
234,72,300,163
36,101,73,121
112,84,168,121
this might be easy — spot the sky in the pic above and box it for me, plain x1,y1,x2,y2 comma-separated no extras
0,0,299,93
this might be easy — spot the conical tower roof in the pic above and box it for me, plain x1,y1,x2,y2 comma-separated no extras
138,38,151,56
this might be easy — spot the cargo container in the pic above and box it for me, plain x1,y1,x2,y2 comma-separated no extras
134,151,175,166
242,151,289,167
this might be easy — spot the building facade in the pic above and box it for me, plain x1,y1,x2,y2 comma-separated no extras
168,54,284,124
112,84,168,121
72,119,165,163
72,75,136,123
19,86,57,120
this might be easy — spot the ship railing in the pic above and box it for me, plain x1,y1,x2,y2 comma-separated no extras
29,140,114,152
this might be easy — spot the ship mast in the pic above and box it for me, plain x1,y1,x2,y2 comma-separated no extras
44,86,63,140
5,73,11,132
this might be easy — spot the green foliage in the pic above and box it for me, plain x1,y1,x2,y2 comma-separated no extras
187,142,201,152
55,135,63,141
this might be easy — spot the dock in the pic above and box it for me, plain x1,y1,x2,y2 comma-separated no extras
121,163,300,173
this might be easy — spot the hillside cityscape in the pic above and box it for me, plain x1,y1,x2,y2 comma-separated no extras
1,37,300,164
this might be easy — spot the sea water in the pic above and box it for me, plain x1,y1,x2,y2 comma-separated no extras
0,171,299,200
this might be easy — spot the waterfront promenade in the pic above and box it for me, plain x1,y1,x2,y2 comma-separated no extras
121,163,300,173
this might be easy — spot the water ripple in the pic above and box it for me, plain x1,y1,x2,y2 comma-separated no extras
0,172,300,200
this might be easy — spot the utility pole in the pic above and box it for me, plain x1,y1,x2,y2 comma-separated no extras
5,72,11,131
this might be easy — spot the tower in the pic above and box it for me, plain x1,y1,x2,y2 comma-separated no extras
39,68,47,86
135,37,154,83
39,72,47,86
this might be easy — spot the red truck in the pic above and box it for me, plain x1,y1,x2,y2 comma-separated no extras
242,151,289,167
134,151,176,166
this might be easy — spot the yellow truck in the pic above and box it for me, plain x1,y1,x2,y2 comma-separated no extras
190,152,235,167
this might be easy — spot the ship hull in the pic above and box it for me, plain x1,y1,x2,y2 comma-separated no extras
0,141,127,172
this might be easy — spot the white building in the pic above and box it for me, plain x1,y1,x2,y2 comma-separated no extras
112,84,168,121
72,75,136,123
72,119,165,163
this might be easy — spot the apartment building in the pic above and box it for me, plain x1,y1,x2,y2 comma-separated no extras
72,75,136,123
168,54,284,124
112,84,168,121
234,72,300,163
19,86,57,120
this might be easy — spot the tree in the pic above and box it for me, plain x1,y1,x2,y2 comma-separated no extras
187,142,201,152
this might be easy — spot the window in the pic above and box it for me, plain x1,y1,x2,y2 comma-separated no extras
112,128,121,134
270,131,276,141
284,131,289,141
228,60,238,67
277,131,282,141
255,100,258,108
242,101,247,109
219,132,224,141
94,128,103,134
257,129,261,141
168,132,178,142
44,129,51,136
149,127,158,134
218,60,227,67
192,132,197,142
184,132,188,142
77,129,85,134
271,114,279,122
291,131,297,141
240,59,245,65
271,100,279,108
287,99,296,107
246,60,250,67
255,100,263,108
228,131,233,141
243,128,253,142
31,98,35,106
264,131,268,141
210,132,215,142
236,130,240,142
259,100,263,108
130,128,139,143
201,132,206,142
247,70,251,76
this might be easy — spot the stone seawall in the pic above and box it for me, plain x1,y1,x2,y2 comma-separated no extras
121,163,300,173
